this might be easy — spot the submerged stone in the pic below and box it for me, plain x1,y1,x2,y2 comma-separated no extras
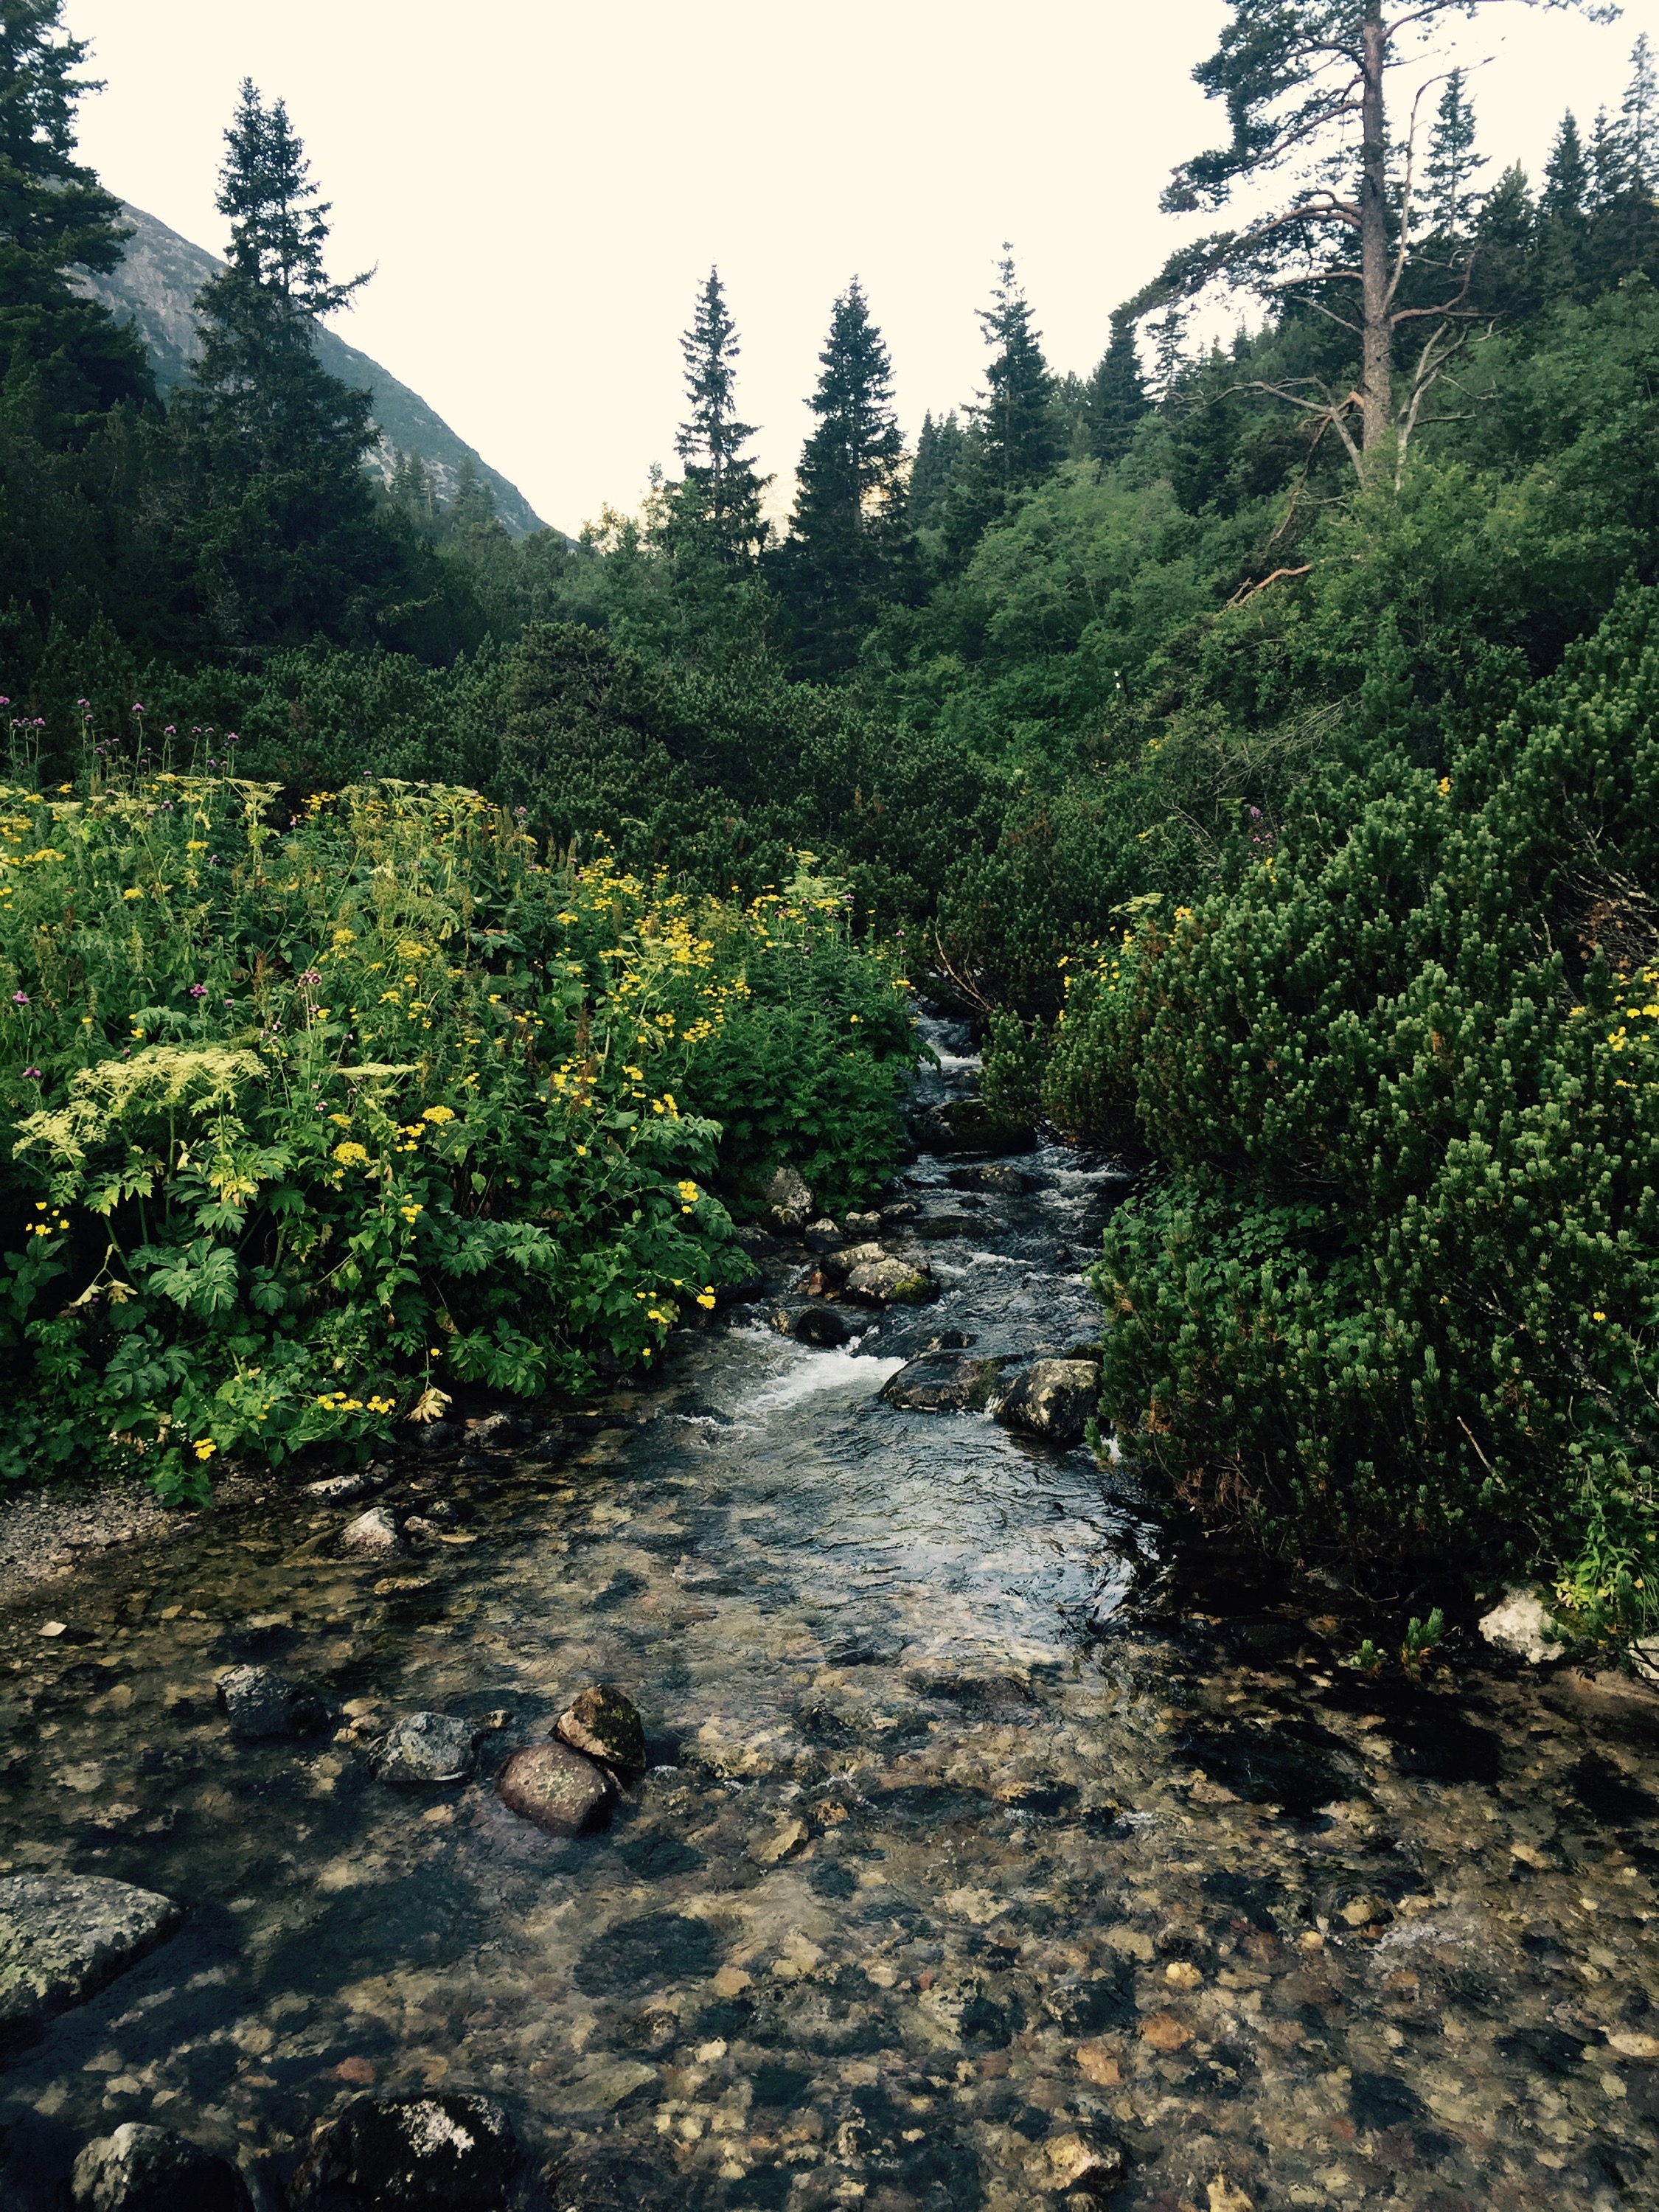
498,1741,615,1836
556,1683,646,1773
290,2093,519,2210
71,2123,251,2212
0,1874,182,2033
880,1349,1013,1411
217,1663,331,1741
377,1711,476,1785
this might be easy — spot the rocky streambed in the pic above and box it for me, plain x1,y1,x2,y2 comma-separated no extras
1,1017,1658,2210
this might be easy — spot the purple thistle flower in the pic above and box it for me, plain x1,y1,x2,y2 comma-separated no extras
22,1066,41,1081
11,992,28,1006
189,984,207,998
300,969,321,987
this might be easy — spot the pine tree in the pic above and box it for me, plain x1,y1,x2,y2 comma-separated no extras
971,250,1061,488
1082,312,1150,465
1424,68,1487,232
780,278,910,680
671,267,768,564
0,0,152,438
1542,111,1589,225
1621,32,1658,189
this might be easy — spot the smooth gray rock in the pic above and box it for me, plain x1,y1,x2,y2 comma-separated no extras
72,2122,251,2212
880,1351,1015,1412
377,1711,477,1784
0,1874,182,2031
991,1358,1099,1447
342,1504,403,1555
217,1663,331,1741
290,2093,520,2209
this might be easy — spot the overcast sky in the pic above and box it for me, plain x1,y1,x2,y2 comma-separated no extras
63,0,1658,535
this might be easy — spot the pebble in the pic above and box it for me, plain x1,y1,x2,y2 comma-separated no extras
71,2122,250,2212
0,1874,182,2031
289,2093,519,2209
341,1506,403,1557
376,1711,477,1785
556,1684,645,1773
216,1663,331,1741
498,1742,616,1837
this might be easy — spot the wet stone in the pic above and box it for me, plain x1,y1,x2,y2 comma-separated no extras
376,1711,476,1785
289,2093,519,2210
216,1662,331,1741
0,1874,182,2033
498,1740,615,1836
947,1161,1035,1194
342,1505,403,1555
556,1683,646,1773
845,1253,939,1307
303,1465,388,1503
71,2122,251,2212
880,1349,1015,1412
990,1357,1098,1446
763,1165,813,1234
783,1302,855,1348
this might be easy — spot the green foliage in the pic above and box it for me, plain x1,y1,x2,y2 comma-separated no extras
0,771,911,1487
1073,590,1659,1582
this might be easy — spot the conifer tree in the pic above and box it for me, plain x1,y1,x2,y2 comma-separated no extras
908,410,965,529
671,268,768,563
1587,106,1634,213
1149,305,1189,410
0,0,152,437
1425,69,1487,233
971,250,1061,488
1542,111,1590,225
780,278,910,680
1082,312,1150,465
1621,32,1658,189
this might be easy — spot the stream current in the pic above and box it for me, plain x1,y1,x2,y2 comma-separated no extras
1,1016,1658,2209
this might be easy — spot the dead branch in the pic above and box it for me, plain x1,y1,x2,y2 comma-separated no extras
1225,564,1312,609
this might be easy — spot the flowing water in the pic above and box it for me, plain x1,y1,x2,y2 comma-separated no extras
1,1017,1658,2209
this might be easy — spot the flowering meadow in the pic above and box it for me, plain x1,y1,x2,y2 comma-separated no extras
0,768,913,1498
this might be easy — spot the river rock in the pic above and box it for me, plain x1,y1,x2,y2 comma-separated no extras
845,1253,939,1307
303,1465,387,1503
1036,2129,1127,2197
290,2093,520,2210
912,1099,1035,1155
1478,1587,1565,1665
464,1411,521,1453
557,1684,646,1773
377,1711,477,1785
0,1874,182,2032
217,1663,331,1741
991,1359,1098,1447
947,1162,1034,1194
498,1742,616,1836
780,1303,855,1348
763,1166,813,1234
880,1350,1015,1412
804,1217,843,1252
342,1505,403,1556
71,2123,251,2212
821,1238,885,1281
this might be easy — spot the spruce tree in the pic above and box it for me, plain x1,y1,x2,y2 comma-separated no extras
1622,33,1658,189
1587,107,1634,213
971,250,1061,488
0,0,152,438
1425,68,1487,233
670,267,768,564
1150,304,1189,411
908,410,965,529
779,278,909,679
1542,112,1590,226
1082,312,1150,465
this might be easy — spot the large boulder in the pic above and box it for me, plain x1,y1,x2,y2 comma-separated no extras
880,1351,1015,1412
377,1711,477,1785
290,2094,520,2210
820,1239,885,1282
498,1742,616,1836
217,1663,331,1742
0,1874,182,2034
774,1303,856,1348
71,2124,251,2212
556,1685,645,1775
845,1253,939,1307
991,1360,1098,1447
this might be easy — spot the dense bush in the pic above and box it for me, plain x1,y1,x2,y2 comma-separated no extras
1043,592,1659,1629
0,771,911,1495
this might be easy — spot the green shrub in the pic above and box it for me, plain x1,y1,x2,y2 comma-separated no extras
0,771,911,1493
1081,591,1659,1610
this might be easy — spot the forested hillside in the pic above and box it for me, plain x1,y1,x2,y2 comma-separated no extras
4,0,1658,1641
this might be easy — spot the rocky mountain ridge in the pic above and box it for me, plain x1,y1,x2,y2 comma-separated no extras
77,202,548,538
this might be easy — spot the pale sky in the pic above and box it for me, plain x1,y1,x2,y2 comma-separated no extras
63,0,1656,535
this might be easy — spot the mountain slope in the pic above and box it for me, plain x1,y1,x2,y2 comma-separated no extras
78,203,549,539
